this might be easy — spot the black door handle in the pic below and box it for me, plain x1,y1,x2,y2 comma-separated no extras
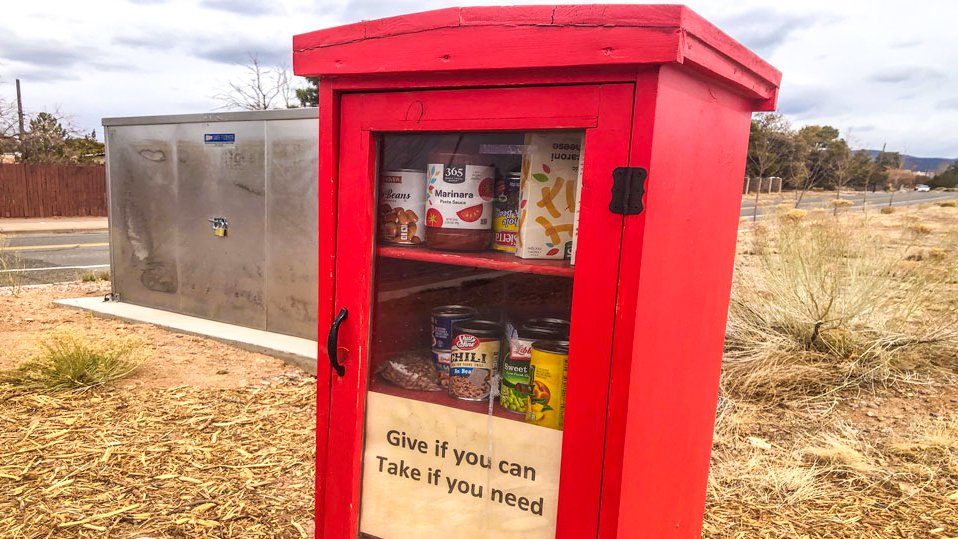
327,307,348,377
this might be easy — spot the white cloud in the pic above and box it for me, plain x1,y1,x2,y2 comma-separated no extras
0,0,954,158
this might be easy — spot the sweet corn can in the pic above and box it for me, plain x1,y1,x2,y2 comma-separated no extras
526,340,569,430
501,325,564,414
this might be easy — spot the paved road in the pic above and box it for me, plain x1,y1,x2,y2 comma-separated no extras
0,232,110,286
1,190,956,285
740,190,958,219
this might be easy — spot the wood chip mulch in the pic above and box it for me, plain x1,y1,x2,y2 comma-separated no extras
0,380,316,538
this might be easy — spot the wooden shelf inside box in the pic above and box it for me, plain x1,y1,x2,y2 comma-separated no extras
378,245,574,278
369,377,526,424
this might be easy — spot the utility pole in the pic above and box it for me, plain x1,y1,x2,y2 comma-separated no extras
15,78,25,140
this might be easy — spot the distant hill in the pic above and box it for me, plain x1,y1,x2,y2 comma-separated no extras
863,150,954,174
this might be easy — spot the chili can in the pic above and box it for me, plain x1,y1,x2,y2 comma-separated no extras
527,340,569,430
431,305,478,350
449,320,502,401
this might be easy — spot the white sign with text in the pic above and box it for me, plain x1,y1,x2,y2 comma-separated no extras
359,391,563,538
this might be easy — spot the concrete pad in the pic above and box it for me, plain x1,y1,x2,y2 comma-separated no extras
55,297,318,375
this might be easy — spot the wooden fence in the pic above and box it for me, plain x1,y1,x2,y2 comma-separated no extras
0,163,107,218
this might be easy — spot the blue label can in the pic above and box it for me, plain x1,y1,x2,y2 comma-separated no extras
430,305,477,350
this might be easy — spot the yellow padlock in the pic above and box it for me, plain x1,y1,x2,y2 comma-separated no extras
214,228,226,237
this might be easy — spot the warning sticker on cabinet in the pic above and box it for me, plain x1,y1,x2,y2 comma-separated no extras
359,392,562,539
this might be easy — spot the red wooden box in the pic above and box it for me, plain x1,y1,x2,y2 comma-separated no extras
294,5,780,538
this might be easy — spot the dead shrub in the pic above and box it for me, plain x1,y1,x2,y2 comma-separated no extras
724,213,958,402
880,206,896,214
937,200,957,208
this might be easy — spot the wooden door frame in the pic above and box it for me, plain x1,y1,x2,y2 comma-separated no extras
324,83,635,539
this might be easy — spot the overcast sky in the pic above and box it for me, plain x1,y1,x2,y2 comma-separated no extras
1,0,954,157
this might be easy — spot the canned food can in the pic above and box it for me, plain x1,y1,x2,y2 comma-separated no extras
523,318,571,339
425,153,495,251
501,325,564,414
449,320,502,401
527,340,569,430
493,172,521,253
431,348,451,387
431,305,478,350
379,169,427,246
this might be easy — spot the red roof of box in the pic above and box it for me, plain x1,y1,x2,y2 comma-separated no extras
293,5,781,108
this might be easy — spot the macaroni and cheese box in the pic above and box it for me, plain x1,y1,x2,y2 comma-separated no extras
516,133,583,260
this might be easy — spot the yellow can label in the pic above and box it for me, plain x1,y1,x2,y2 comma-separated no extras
526,346,567,430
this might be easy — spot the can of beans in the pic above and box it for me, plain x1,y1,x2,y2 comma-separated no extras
431,348,451,387
527,340,569,430
379,169,427,245
449,320,503,401
500,325,564,414
431,305,478,350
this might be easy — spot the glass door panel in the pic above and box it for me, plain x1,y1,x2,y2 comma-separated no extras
327,84,634,539
359,131,582,539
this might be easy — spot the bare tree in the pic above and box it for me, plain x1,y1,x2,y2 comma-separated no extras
0,82,20,154
214,53,298,111
746,113,794,220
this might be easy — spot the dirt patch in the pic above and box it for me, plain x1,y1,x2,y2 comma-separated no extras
0,282,305,390
0,282,317,537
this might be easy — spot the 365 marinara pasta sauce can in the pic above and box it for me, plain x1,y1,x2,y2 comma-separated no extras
425,153,495,251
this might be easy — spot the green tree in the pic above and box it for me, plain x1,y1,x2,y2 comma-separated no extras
793,125,850,205
64,130,104,163
19,112,68,163
296,77,318,107
930,161,958,189
877,151,902,171
848,150,880,189
746,113,796,185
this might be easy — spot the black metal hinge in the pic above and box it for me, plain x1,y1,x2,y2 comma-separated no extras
610,167,648,215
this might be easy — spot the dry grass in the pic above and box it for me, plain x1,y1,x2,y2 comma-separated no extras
0,381,315,537
725,209,958,402
705,398,958,538
1,331,144,390
79,270,110,283
0,233,25,294
708,205,958,537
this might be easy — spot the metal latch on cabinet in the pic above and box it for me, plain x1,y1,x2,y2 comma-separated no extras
208,217,229,237
610,167,648,215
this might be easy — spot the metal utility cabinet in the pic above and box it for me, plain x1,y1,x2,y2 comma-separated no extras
102,109,319,339
294,5,780,538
